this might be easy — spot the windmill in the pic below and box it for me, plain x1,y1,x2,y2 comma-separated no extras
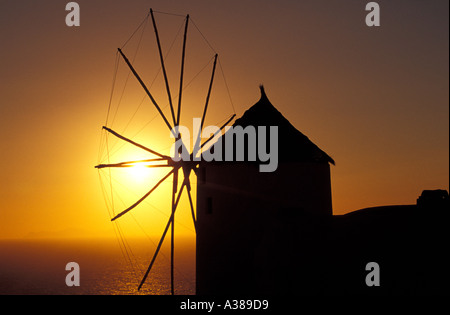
95,9,235,294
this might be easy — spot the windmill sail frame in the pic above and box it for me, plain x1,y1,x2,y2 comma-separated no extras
95,8,234,294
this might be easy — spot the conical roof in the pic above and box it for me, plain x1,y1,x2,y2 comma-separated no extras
206,85,335,165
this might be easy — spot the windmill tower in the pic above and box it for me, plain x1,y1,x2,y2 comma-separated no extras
196,86,335,294
95,9,235,294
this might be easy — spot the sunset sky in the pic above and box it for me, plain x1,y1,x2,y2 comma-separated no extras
0,0,448,240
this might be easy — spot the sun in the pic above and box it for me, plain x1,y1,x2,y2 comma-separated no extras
128,163,154,184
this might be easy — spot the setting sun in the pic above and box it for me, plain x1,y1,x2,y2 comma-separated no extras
128,163,153,183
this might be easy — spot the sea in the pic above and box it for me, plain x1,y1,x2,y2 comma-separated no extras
0,237,196,295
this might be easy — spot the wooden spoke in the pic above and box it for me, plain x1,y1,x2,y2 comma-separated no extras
192,54,218,158
138,181,186,291
176,15,190,126
95,158,169,169
186,184,197,233
195,114,236,154
117,48,174,134
111,169,175,221
103,126,170,159
150,9,176,126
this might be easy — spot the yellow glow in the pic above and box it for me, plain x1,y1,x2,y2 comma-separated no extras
127,163,155,184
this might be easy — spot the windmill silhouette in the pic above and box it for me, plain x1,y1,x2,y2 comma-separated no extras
95,9,235,294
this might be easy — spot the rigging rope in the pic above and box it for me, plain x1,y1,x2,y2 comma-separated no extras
190,18,217,54
218,57,236,115
152,10,186,18
121,11,151,49
110,15,149,131
105,126,142,284
98,171,141,285
104,52,120,128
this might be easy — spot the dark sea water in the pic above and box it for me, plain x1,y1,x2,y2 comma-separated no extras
0,238,195,295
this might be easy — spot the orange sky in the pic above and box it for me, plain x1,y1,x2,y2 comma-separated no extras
0,0,448,240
